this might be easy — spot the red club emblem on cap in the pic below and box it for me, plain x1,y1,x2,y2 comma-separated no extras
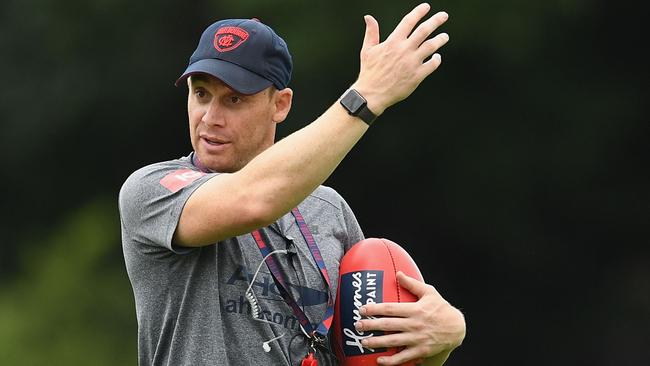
214,26,249,52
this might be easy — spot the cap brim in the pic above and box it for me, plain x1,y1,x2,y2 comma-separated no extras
175,58,273,95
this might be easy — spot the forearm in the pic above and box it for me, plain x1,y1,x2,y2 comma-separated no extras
177,97,372,245
232,99,370,224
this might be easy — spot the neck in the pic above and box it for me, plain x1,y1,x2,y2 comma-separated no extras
191,152,212,173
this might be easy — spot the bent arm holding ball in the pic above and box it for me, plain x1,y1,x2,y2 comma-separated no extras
354,271,466,366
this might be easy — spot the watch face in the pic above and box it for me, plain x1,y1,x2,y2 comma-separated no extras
341,89,367,114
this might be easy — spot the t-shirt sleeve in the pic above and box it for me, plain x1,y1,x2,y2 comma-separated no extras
118,163,217,253
340,196,365,253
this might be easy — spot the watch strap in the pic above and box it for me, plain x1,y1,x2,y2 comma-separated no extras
357,105,377,125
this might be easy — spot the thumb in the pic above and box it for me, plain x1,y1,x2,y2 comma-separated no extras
361,15,380,51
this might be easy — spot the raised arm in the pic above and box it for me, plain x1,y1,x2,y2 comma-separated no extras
175,4,450,246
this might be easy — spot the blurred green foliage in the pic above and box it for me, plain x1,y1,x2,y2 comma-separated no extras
0,199,136,365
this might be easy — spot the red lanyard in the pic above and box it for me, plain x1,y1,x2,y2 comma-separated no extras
251,207,333,364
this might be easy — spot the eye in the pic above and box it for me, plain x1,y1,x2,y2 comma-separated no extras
194,88,207,99
229,96,242,104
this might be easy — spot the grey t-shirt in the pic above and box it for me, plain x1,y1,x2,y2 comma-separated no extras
119,154,364,366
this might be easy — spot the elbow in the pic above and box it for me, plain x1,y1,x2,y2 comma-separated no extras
175,200,274,247
242,198,279,230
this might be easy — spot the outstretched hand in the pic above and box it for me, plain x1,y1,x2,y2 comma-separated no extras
353,271,465,366
352,3,450,116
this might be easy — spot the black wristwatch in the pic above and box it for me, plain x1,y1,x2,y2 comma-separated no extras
339,89,377,125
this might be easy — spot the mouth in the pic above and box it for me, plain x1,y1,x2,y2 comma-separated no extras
200,135,229,146
199,135,231,155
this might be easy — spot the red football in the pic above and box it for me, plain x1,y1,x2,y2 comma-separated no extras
333,238,424,366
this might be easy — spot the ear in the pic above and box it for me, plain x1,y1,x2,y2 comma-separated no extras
271,88,293,123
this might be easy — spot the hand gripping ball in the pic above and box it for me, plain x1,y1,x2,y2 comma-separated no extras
333,238,423,366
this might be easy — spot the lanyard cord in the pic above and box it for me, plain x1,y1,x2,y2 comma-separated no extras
251,207,334,339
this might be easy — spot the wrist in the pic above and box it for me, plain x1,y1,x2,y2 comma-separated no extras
340,88,379,125
349,82,387,116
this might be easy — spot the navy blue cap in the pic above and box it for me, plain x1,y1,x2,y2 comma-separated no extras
176,18,293,94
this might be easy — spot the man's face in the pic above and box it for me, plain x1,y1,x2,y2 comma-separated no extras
187,75,283,173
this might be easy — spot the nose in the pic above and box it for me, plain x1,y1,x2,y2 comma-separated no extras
202,100,226,127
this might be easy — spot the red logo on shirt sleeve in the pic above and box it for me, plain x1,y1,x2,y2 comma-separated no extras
160,169,207,193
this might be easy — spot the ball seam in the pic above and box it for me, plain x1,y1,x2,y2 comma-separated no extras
381,238,401,303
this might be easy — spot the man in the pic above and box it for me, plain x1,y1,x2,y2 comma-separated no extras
119,3,465,366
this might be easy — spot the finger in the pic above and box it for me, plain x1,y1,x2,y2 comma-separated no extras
417,53,443,80
361,331,415,349
356,316,414,333
362,300,418,318
387,3,431,41
396,271,437,299
361,15,380,51
377,346,424,366
408,11,449,46
416,32,449,60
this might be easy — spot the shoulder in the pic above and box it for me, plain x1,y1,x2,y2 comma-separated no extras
120,156,198,194
118,155,206,212
301,184,358,220
306,185,348,211
122,156,193,187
